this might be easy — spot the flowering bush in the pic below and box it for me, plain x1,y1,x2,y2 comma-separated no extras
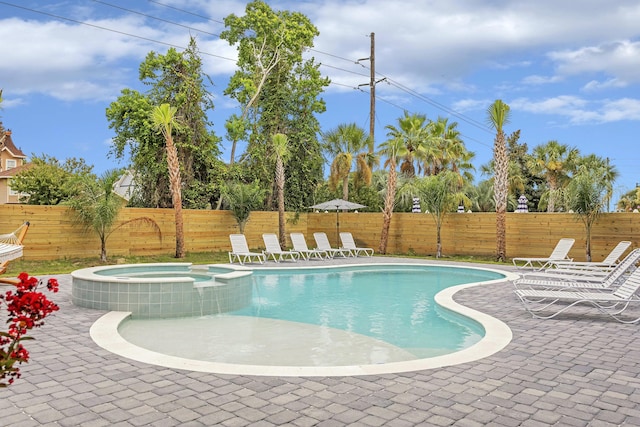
0,272,59,387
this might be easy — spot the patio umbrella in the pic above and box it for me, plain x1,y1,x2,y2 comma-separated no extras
309,198,367,244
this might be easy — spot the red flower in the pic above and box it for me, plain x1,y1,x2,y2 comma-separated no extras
1,273,58,388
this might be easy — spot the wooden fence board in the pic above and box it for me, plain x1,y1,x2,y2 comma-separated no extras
2,204,640,262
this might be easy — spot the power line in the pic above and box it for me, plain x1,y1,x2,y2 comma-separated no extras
142,0,490,135
147,0,224,24
2,0,495,148
0,1,236,62
92,0,220,37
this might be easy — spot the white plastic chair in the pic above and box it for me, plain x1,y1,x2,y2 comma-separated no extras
512,238,575,269
339,232,374,257
548,241,632,271
228,234,265,265
514,265,640,323
514,249,640,291
262,233,300,262
290,233,329,260
313,232,352,258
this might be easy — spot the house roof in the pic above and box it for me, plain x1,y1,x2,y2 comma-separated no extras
0,162,33,179
0,131,27,158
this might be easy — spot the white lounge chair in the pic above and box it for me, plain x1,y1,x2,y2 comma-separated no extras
262,233,300,263
514,248,640,291
514,266,640,323
512,238,575,269
228,234,265,265
313,232,352,258
290,233,329,260
339,232,374,257
548,240,632,271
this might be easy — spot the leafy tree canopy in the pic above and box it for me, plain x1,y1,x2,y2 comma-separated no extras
11,154,95,205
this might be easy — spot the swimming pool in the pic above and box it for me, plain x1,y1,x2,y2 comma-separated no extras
89,261,518,376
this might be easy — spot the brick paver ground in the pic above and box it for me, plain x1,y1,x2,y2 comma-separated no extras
2,257,639,426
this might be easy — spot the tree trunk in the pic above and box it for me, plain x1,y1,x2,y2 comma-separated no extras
494,131,508,262
166,136,185,258
342,175,349,201
547,176,557,213
585,224,592,262
495,210,506,262
276,158,286,249
379,162,397,254
100,237,108,262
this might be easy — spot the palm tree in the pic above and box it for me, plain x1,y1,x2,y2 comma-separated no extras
564,166,609,261
486,99,511,262
577,154,618,212
271,133,291,248
322,123,371,201
386,112,430,177
66,169,161,262
378,124,409,254
151,103,185,258
528,140,580,212
221,181,266,232
225,114,248,166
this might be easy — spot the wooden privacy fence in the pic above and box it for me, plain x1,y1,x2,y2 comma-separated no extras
1,204,640,262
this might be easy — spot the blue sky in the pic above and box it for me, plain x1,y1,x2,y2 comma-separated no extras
1,0,639,207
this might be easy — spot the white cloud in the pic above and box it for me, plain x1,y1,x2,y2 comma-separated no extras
522,75,563,85
2,0,640,121
583,78,628,91
548,40,640,86
511,95,640,124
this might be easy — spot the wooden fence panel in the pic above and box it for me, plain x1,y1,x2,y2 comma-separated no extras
1,204,639,262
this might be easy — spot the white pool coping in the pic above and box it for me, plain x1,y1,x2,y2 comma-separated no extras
90,263,519,377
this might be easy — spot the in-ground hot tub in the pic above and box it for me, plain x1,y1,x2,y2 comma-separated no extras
71,263,253,318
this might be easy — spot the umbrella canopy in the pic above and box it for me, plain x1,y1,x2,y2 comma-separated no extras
309,198,366,211
309,199,367,244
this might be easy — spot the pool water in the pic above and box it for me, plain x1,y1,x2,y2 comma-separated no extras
118,265,505,367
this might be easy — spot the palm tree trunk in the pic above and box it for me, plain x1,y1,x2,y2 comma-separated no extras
342,175,349,201
496,210,506,261
379,162,397,254
166,136,185,258
276,158,286,249
547,176,557,212
494,131,508,262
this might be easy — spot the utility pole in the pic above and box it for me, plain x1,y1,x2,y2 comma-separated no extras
358,32,384,168
368,32,375,163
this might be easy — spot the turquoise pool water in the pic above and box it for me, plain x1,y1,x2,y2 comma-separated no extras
117,265,505,367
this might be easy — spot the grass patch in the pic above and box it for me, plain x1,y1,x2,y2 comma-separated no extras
1,251,508,278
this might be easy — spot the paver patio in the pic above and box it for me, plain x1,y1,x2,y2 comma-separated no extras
2,257,640,426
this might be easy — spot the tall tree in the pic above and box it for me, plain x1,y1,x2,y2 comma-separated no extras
528,140,580,212
107,37,222,209
222,0,319,162
151,103,185,258
221,2,328,210
271,133,291,248
378,120,409,254
322,123,371,201
486,99,511,262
